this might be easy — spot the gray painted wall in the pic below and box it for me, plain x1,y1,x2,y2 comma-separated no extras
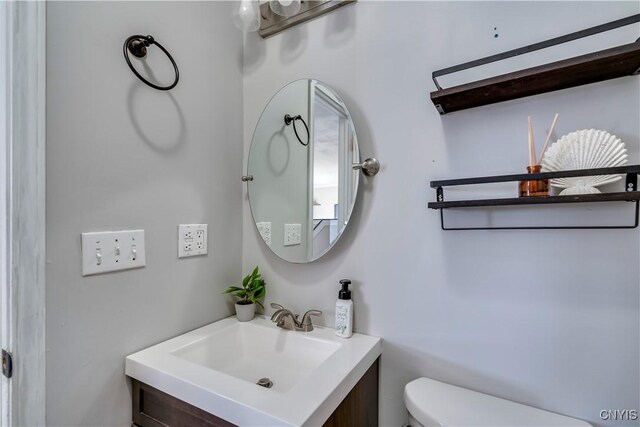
46,2,242,425
242,2,640,426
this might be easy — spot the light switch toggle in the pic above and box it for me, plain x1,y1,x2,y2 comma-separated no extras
81,230,146,276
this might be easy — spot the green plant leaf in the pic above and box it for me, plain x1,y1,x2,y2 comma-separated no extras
253,285,266,300
225,266,266,305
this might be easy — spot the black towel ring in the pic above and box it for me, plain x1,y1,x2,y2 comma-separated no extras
284,114,310,147
123,35,179,91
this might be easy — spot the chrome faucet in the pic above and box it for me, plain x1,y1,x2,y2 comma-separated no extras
270,303,322,332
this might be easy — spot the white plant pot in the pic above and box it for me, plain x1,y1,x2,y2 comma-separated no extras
235,302,256,322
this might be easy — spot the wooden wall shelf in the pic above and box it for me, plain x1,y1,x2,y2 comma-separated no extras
428,192,640,210
431,43,640,114
430,14,640,115
429,166,640,230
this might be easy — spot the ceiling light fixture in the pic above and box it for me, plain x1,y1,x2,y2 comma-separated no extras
232,0,261,33
269,0,301,18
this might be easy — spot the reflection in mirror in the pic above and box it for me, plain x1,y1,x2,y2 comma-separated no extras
311,85,358,259
247,80,360,263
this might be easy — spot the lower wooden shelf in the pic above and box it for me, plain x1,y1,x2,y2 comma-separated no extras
429,166,640,230
428,192,640,210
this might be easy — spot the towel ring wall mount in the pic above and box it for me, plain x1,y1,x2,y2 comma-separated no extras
284,114,310,147
123,35,179,91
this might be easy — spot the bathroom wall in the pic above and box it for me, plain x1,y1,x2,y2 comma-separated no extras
46,2,242,425
242,2,640,426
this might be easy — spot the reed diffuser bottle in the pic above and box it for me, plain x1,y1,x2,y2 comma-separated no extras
519,164,549,197
518,115,556,198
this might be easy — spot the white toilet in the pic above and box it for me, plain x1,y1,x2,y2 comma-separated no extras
404,378,592,427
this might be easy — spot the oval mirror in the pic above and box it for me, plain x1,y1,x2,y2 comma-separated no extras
247,79,360,263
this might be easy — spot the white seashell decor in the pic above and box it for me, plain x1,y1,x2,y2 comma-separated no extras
541,129,627,195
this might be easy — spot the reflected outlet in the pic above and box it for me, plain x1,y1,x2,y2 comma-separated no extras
256,222,272,246
284,223,301,246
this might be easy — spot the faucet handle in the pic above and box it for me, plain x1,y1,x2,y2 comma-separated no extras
300,310,322,331
269,303,287,323
303,309,322,318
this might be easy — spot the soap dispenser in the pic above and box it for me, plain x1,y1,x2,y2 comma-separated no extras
335,279,353,338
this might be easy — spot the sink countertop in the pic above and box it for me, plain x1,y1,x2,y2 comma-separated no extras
125,315,381,426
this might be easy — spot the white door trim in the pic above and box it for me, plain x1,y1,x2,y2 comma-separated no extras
0,1,10,423
2,2,46,426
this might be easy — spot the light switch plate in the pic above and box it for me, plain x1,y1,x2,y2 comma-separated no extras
81,230,145,276
284,223,301,246
256,222,272,246
178,224,208,258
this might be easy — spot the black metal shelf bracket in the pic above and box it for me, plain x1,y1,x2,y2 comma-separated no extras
430,166,640,231
437,200,639,231
432,14,640,90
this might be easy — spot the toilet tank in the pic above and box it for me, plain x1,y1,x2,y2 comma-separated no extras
403,378,592,427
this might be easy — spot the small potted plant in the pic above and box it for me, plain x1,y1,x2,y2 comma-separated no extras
223,266,266,322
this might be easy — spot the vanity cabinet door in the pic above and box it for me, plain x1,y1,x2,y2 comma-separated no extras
322,358,379,427
131,380,235,427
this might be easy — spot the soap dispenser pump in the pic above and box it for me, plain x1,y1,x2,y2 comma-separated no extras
335,279,353,338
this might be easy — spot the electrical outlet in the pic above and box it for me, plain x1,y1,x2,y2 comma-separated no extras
284,223,301,246
178,224,208,258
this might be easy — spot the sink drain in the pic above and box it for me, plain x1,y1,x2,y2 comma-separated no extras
257,377,273,389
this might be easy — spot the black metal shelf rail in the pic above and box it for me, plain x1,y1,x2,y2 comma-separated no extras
429,165,640,230
431,14,640,91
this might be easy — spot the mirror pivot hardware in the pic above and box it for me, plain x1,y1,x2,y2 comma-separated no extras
241,175,254,182
352,158,381,177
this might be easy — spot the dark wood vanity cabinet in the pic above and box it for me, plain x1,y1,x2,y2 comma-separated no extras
131,380,234,427
321,358,379,427
131,357,379,427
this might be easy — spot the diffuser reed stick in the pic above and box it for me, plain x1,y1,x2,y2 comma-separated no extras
528,116,536,167
537,113,560,165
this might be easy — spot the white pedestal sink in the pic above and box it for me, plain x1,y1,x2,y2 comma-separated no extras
126,315,381,426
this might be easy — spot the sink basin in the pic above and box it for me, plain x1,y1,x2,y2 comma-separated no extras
126,315,381,426
172,319,341,393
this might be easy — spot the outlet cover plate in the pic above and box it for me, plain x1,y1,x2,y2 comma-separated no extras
178,224,208,258
81,230,145,276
